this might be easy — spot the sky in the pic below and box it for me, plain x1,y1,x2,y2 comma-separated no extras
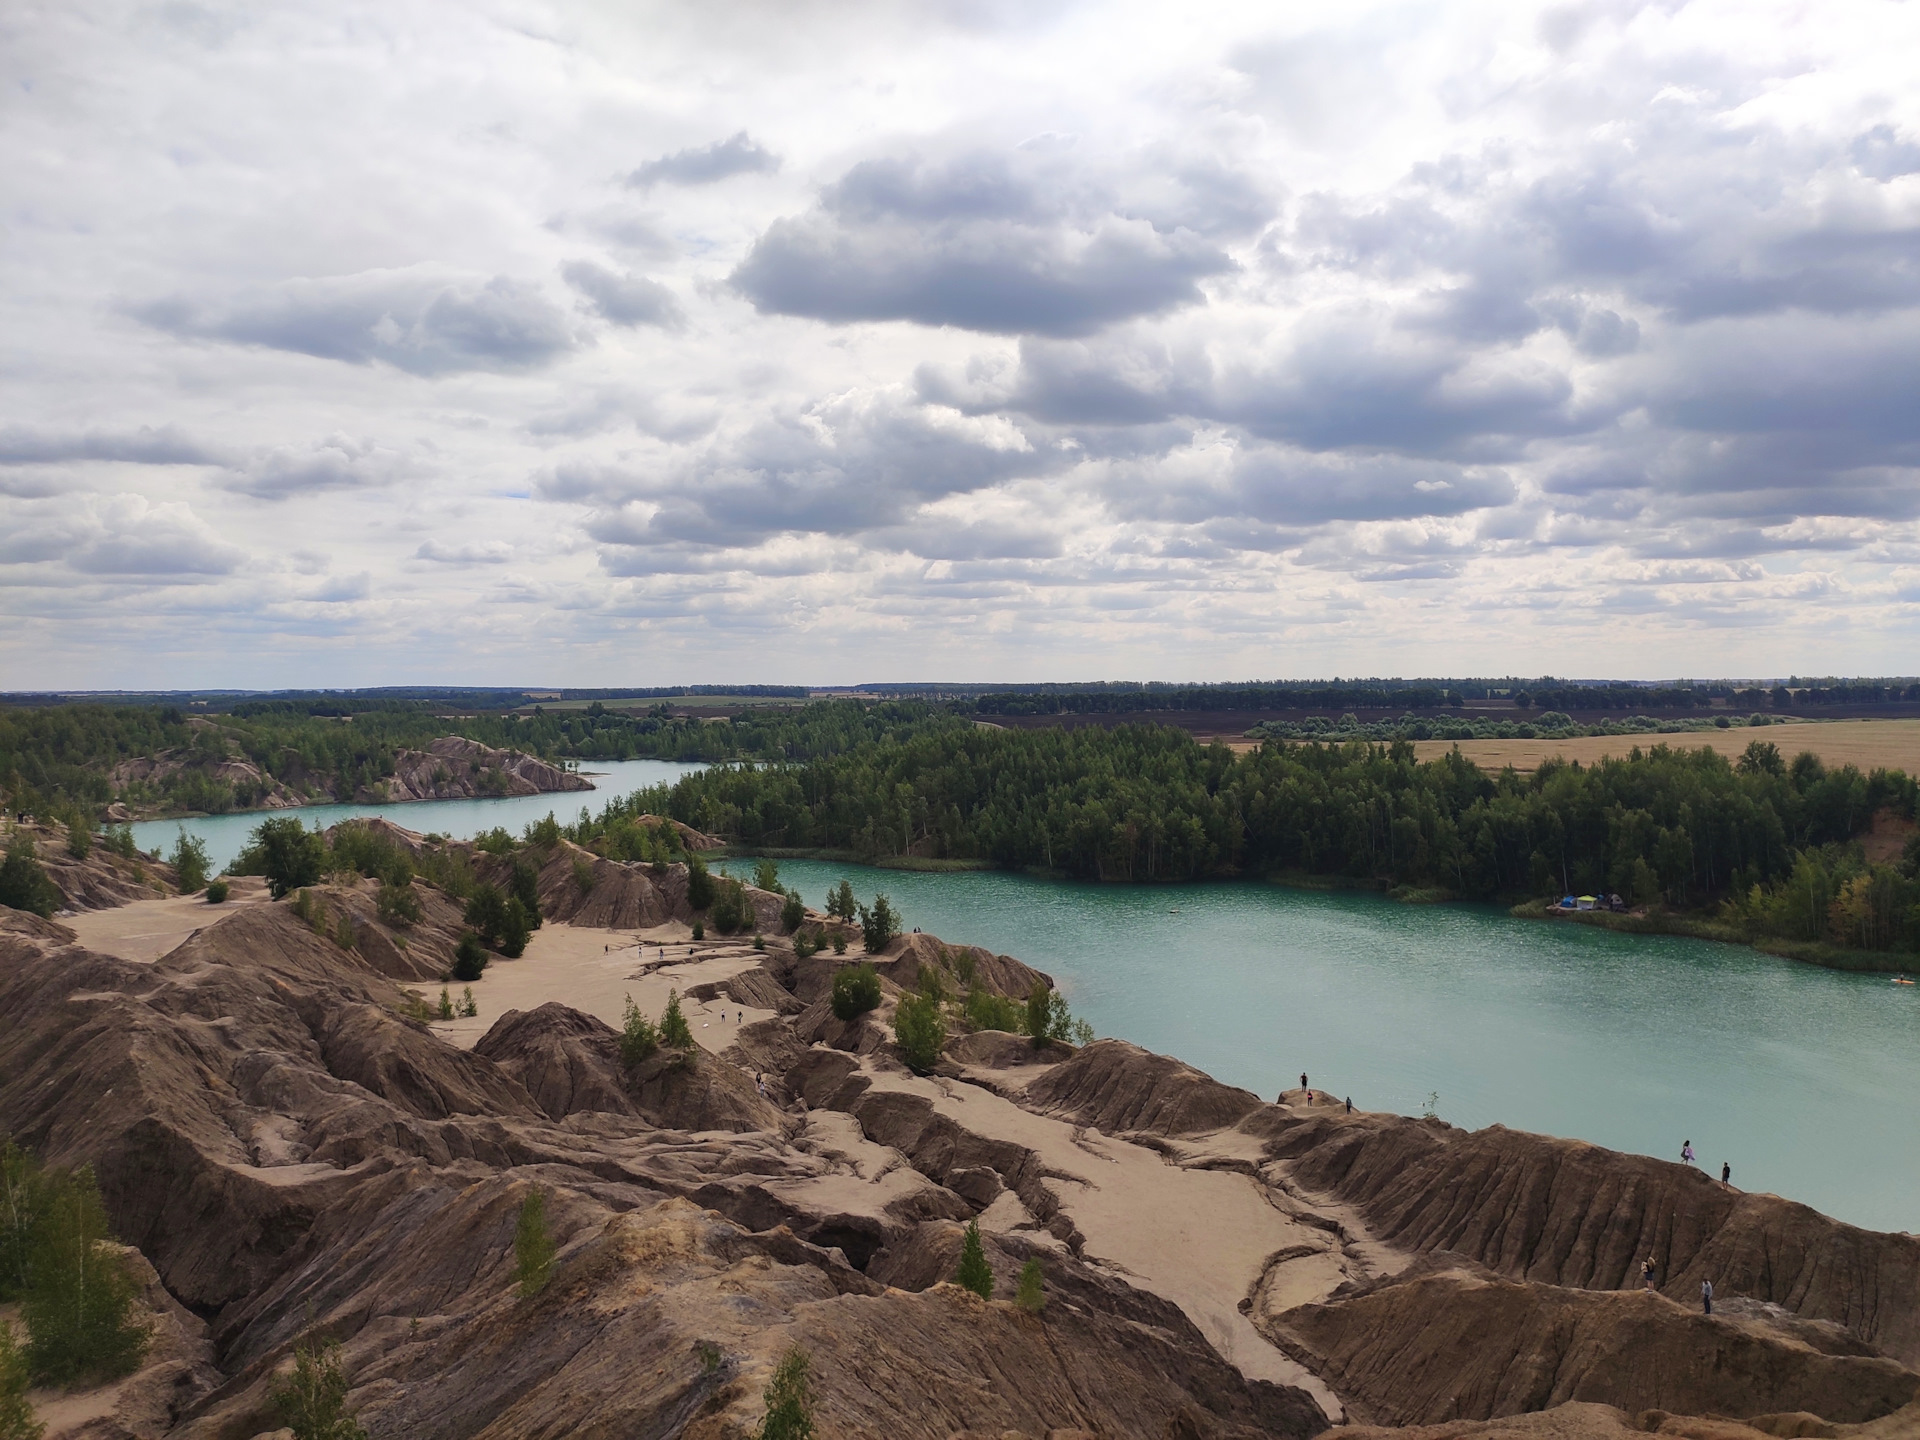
2,0,1918,689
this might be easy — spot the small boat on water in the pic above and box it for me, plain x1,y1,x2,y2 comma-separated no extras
1895,977,1915,986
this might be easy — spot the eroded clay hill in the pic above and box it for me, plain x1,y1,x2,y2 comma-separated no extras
1,843,1917,1440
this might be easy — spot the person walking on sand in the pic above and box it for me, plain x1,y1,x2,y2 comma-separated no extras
1681,1140,1695,1166
1701,1278,1713,1315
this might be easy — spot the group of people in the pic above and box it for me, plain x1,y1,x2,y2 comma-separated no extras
1289,1073,1353,1114
1641,1255,1717,1314
1679,1139,1734,1188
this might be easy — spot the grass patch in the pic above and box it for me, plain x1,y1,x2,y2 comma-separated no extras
874,856,999,872
1510,898,1917,973
1388,884,1458,904
1265,870,1389,892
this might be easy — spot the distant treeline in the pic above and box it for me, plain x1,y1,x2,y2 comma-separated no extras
0,699,915,818
973,685,1466,716
624,720,1920,954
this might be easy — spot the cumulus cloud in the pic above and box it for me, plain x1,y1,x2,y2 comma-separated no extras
561,261,685,328
1,494,245,579
733,150,1244,336
135,268,576,375
628,132,780,188
9,1,1920,679
225,435,420,500
543,388,1057,559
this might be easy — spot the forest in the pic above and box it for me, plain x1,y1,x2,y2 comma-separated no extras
616,722,1920,955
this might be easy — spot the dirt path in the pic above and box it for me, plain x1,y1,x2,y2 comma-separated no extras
60,877,272,961
429,920,779,1050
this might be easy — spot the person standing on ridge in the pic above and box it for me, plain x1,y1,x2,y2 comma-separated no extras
1681,1139,1695,1166
1701,1278,1713,1315
1641,1256,1656,1291
1300,1072,1309,1092
1720,1161,1731,1186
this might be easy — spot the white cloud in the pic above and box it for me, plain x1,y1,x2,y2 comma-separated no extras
5,0,1920,684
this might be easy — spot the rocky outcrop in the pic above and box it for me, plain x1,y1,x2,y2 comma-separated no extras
1268,1263,1920,1426
5,821,183,910
358,736,592,804
1028,1038,1267,1136
473,1000,786,1132
1251,1110,1920,1368
869,930,1053,1000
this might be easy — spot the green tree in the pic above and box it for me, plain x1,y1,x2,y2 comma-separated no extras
463,884,508,945
780,890,804,934
375,881,420,927
169,831,210,893
452,933,488,982
826,880,857,922
830,964,881,1021
0,837,58,919
64,823,90,862
619,993,658,1064
514,1189,556,1298
498,897,533,958
0,1318,40,1440
858,893,899,953
955,1220,993,1300
437,987,454,1021
1025,981,1057,1048
660,990,694,1048
244,817,326,900
269,1334,367,1440
754,1346,816,1440
508,861,542,930
686,856,716,911
0,1141,48,1302
204,878,229,904
710,877,750,933
1015,1258,1045,1314
893,992,946,1073
752,858,781,892
22,1166,148,1387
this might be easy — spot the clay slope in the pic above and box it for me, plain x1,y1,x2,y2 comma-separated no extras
372,735,591,803
1268,1263,1920,1426
1253,1110,1920,1367
6,820,183,910
0,902,1323,1440
1029,1038,1266,1137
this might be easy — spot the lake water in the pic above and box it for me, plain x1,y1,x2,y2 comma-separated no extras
127,759,706,873
745,859,1920,1235
134,785,1919,1233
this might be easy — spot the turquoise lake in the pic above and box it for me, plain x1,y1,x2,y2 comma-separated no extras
137,787,1919,1233
126,759,707,873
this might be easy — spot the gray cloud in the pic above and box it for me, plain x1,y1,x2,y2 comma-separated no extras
135,269,576,375
546,390,1058,556
733,150,1242,336
225,435,419,500
9,495,248,579
561,261,685,329
0,424,223,467
628,132,779,188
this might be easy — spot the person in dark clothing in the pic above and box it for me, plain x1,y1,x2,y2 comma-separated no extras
1701,1278,1713,1314
1300,1072,1308,1091
1720,1161,1731,1186
1641,1256,1655,1291
1345,1096,1353,1113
